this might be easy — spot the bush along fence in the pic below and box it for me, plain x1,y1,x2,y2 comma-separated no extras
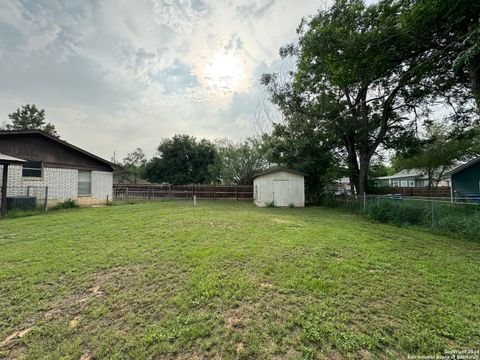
113,184,254,202
327,195,480,241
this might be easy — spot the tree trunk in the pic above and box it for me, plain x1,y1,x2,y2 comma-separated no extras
358,156,370,196
469,62,480,112
344,135,360,194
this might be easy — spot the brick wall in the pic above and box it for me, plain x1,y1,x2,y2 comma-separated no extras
0,164,112,206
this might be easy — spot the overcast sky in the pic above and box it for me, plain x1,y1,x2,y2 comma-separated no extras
0,0,333,161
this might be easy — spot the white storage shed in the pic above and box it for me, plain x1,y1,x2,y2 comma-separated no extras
253,168,305,207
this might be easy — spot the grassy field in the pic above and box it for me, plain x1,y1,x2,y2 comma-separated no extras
0,201,479,359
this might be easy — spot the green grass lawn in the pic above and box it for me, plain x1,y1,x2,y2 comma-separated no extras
0,201,479,359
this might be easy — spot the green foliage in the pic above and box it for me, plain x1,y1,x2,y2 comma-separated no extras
261,115,335,204
330,196,480,241
50,199,79,210
144,134,218,185
212,138,268,185
262,0,437,196
401,0,480,110
116,148,147,184
5,104,58,137
263,0,480,197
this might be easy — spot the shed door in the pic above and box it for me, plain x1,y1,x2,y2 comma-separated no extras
273,180,290,207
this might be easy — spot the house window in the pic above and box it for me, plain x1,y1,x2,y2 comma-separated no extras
409,180,415,187
392,181,399,187
78,170,92,195
22,160,43,177
401,180,408,187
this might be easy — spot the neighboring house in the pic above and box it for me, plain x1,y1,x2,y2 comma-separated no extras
331,177,352,195
253,167,305,207
0,130,118,206
375,169,451,188
444,156,480,200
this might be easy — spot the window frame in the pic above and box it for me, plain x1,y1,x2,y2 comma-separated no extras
78,170,92,196
409,180,415,187
392,181,399,187
22,160,43,178
401,180,408,187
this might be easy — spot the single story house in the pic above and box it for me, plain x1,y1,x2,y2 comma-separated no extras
253,167,305,207
0,130,118,206
444,156,480,200
375,169,450,188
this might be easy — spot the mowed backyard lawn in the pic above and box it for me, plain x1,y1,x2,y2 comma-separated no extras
0,202,479,359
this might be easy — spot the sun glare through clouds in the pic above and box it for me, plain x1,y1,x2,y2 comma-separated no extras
204,52,246,91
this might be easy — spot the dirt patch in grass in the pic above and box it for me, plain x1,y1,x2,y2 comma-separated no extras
1,327,33,348
225,304,253,330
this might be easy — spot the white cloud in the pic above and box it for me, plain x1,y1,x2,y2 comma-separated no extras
0,0,328,159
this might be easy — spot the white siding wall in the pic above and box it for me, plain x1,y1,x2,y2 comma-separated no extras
253,171,305,207
0,164,112,205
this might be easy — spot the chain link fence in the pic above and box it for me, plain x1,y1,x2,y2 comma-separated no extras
329,195,480,241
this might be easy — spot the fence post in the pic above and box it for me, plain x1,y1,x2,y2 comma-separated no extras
44,186,49,212
126,187,129,200
235,185,238,200
431,200,435,228
363,193,366,211
214,185,216,200
169,184,173,200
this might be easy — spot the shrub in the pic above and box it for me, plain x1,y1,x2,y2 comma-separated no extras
326,195,480,242
50,199,79,210
436,214,480,241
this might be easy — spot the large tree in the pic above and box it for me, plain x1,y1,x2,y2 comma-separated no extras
213,138,268,185
5,104,58,137
262,0,478,196
144,134,218,185
262,111,336,203
400,0,480,110
116,148,147,184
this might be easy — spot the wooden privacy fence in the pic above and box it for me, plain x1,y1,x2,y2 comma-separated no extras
113,184,253,201
386,186,451,197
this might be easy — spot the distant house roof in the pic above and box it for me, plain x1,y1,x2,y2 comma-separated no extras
0,152,26,165
444,156,480,177
334,177,351,184
375,169,423,180
0,130,120,171
253,167,306,179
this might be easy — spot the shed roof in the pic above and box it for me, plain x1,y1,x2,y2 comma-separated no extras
444,156,480,177
0,130,120,170
0,152,26,165
253,167,306,179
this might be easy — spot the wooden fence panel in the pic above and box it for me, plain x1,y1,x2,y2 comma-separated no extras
113,184,253,201
388,186,451,198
